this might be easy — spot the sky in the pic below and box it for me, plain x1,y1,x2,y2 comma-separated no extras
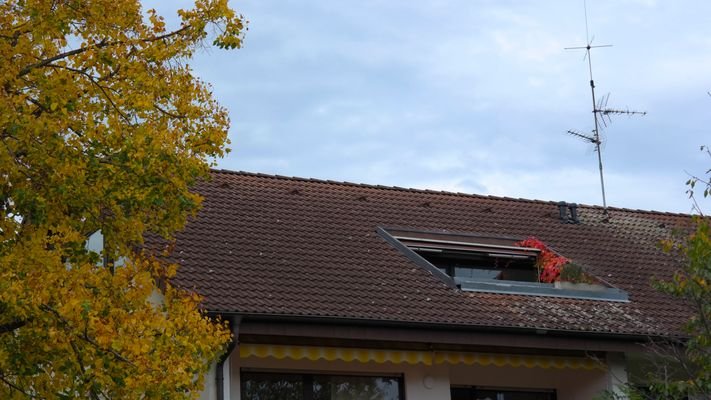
150,0,711,213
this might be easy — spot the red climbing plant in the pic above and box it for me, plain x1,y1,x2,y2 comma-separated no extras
516,237,569,283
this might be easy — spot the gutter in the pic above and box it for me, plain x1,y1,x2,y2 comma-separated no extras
216,315,241,400
211,311,676,343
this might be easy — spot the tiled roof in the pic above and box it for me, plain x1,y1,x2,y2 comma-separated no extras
156,170,695,338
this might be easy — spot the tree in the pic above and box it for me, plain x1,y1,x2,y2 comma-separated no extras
654,218,711,398
686,145,711,214
652,145,711,397
596,148,711,399
0,0,244,398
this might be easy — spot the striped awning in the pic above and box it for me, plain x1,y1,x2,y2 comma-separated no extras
239,344,605,371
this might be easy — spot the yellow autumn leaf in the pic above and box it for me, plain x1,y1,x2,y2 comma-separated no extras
0,0,244,398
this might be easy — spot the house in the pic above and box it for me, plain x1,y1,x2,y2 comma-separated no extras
155,170,693,400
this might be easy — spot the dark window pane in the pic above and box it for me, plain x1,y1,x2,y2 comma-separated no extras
454,387,556,400
418,251,538,283
451,387,472,400
498,390,555,400
474,390,500,400
476,389,554,400
454,267,501,280
313,375,401,400
241,373,303,400
242,372,403,400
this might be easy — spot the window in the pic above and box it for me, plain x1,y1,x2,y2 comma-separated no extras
409,240,539,283
85,230,126,269
384,228,541,284
241,371,403,400
377,227,628,301
451,386,556,400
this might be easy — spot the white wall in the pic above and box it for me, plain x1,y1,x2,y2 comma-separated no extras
230,353,624,400
194,350,620,399
606,352,629,400
199,362,216,400
448,362,610,400
199,358,230,400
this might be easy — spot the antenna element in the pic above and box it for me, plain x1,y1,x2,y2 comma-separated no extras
565,1,645,216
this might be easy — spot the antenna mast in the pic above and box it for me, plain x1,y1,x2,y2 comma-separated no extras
565,0,645,216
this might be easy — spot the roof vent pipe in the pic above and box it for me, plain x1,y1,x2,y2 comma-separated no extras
557,201,568,222
568,203,579,224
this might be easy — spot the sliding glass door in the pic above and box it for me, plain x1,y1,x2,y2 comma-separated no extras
242,371,403,400
451,386,556,400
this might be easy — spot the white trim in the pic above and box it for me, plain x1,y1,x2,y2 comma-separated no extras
393,236,540,253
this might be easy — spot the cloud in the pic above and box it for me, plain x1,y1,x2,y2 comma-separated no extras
438,167,692,213
145,0,711,214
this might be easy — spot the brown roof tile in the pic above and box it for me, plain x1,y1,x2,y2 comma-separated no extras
156,170,694,338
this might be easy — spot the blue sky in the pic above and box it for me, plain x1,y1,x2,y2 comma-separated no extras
151,0,711,213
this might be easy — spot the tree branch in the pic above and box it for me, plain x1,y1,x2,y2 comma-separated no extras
17,39,108,77
46,64,133,124
0,372,38,398
155,104,186,119
17,25,193,78
69,339,100,400
39,304,134,365
149,25,191,43
0,319,27,334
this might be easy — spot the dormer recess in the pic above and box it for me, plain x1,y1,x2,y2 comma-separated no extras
377,227,628,302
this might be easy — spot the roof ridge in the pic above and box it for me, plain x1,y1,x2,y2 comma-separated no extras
209,169,695,217
210,169,560,205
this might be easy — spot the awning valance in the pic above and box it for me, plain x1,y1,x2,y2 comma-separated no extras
239,344,605,371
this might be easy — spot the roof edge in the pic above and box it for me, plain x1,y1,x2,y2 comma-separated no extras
207,310,683,342
209,169,697,217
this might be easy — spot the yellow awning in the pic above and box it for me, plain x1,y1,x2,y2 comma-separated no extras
239,344,605,371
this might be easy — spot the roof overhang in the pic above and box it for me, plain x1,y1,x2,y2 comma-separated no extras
230,315,653,355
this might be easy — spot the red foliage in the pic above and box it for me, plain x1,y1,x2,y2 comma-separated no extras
516,237,568,283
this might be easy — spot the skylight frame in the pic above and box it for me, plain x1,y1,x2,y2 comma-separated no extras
377,227,629,302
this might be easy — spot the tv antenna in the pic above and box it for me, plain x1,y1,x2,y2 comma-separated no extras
565,0,645,216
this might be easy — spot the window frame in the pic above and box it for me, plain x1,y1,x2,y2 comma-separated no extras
240,369,406,400
377,226,629,302
451,385,557,400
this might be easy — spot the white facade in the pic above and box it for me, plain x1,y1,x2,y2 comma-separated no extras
199,345,628,400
